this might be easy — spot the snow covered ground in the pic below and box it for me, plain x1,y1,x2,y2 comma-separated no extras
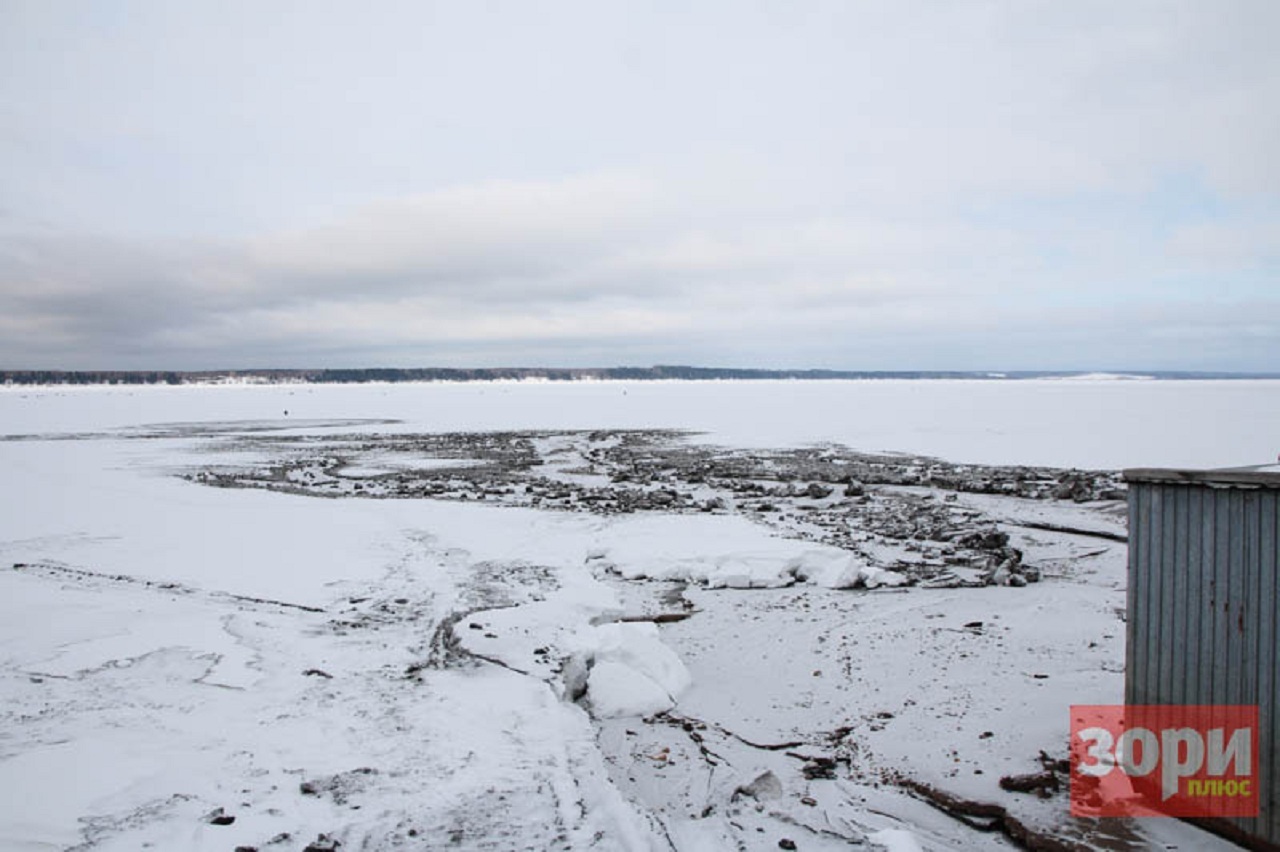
0,380,1273,851
4,376,1278,469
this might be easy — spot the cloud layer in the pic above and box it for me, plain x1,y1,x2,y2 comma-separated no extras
1,1,1277,369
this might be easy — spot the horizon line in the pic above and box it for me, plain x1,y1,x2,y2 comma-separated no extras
4,365,1280,383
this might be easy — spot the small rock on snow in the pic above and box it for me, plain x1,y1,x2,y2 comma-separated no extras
735,771,783,801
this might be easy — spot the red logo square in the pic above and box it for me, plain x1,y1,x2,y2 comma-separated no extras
1070,705,1260,818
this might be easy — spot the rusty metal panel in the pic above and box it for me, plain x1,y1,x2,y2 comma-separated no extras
1125,477,1280,847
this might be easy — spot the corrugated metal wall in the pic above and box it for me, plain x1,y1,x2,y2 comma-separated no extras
1127,480,1279,847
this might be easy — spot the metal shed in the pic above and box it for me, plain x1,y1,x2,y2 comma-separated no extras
1124,466,1279,849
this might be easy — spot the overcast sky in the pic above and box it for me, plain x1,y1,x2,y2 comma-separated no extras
2,1,1277,371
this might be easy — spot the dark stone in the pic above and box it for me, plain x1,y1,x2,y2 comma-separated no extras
999,771,1060,797
303,835,342,852
957,529,1009,550
800,757,838,780
202,808,235,826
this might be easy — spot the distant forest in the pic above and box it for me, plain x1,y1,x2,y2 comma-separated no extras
2,367,1275,386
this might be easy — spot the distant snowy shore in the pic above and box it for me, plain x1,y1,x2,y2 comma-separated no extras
5,366,1279,389
2,378,1277,470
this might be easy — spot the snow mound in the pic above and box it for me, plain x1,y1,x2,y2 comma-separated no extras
593,513,902,590
869,828,925,852
570,622,692,718
585,660,675,718
800,554,908,590
616,550,807,589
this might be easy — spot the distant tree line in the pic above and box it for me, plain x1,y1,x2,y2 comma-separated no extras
1,367,1273,386
1,370,186,385
1,366,991,385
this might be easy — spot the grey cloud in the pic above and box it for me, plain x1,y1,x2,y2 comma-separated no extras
1,2,1278,369
2,172,1277,371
